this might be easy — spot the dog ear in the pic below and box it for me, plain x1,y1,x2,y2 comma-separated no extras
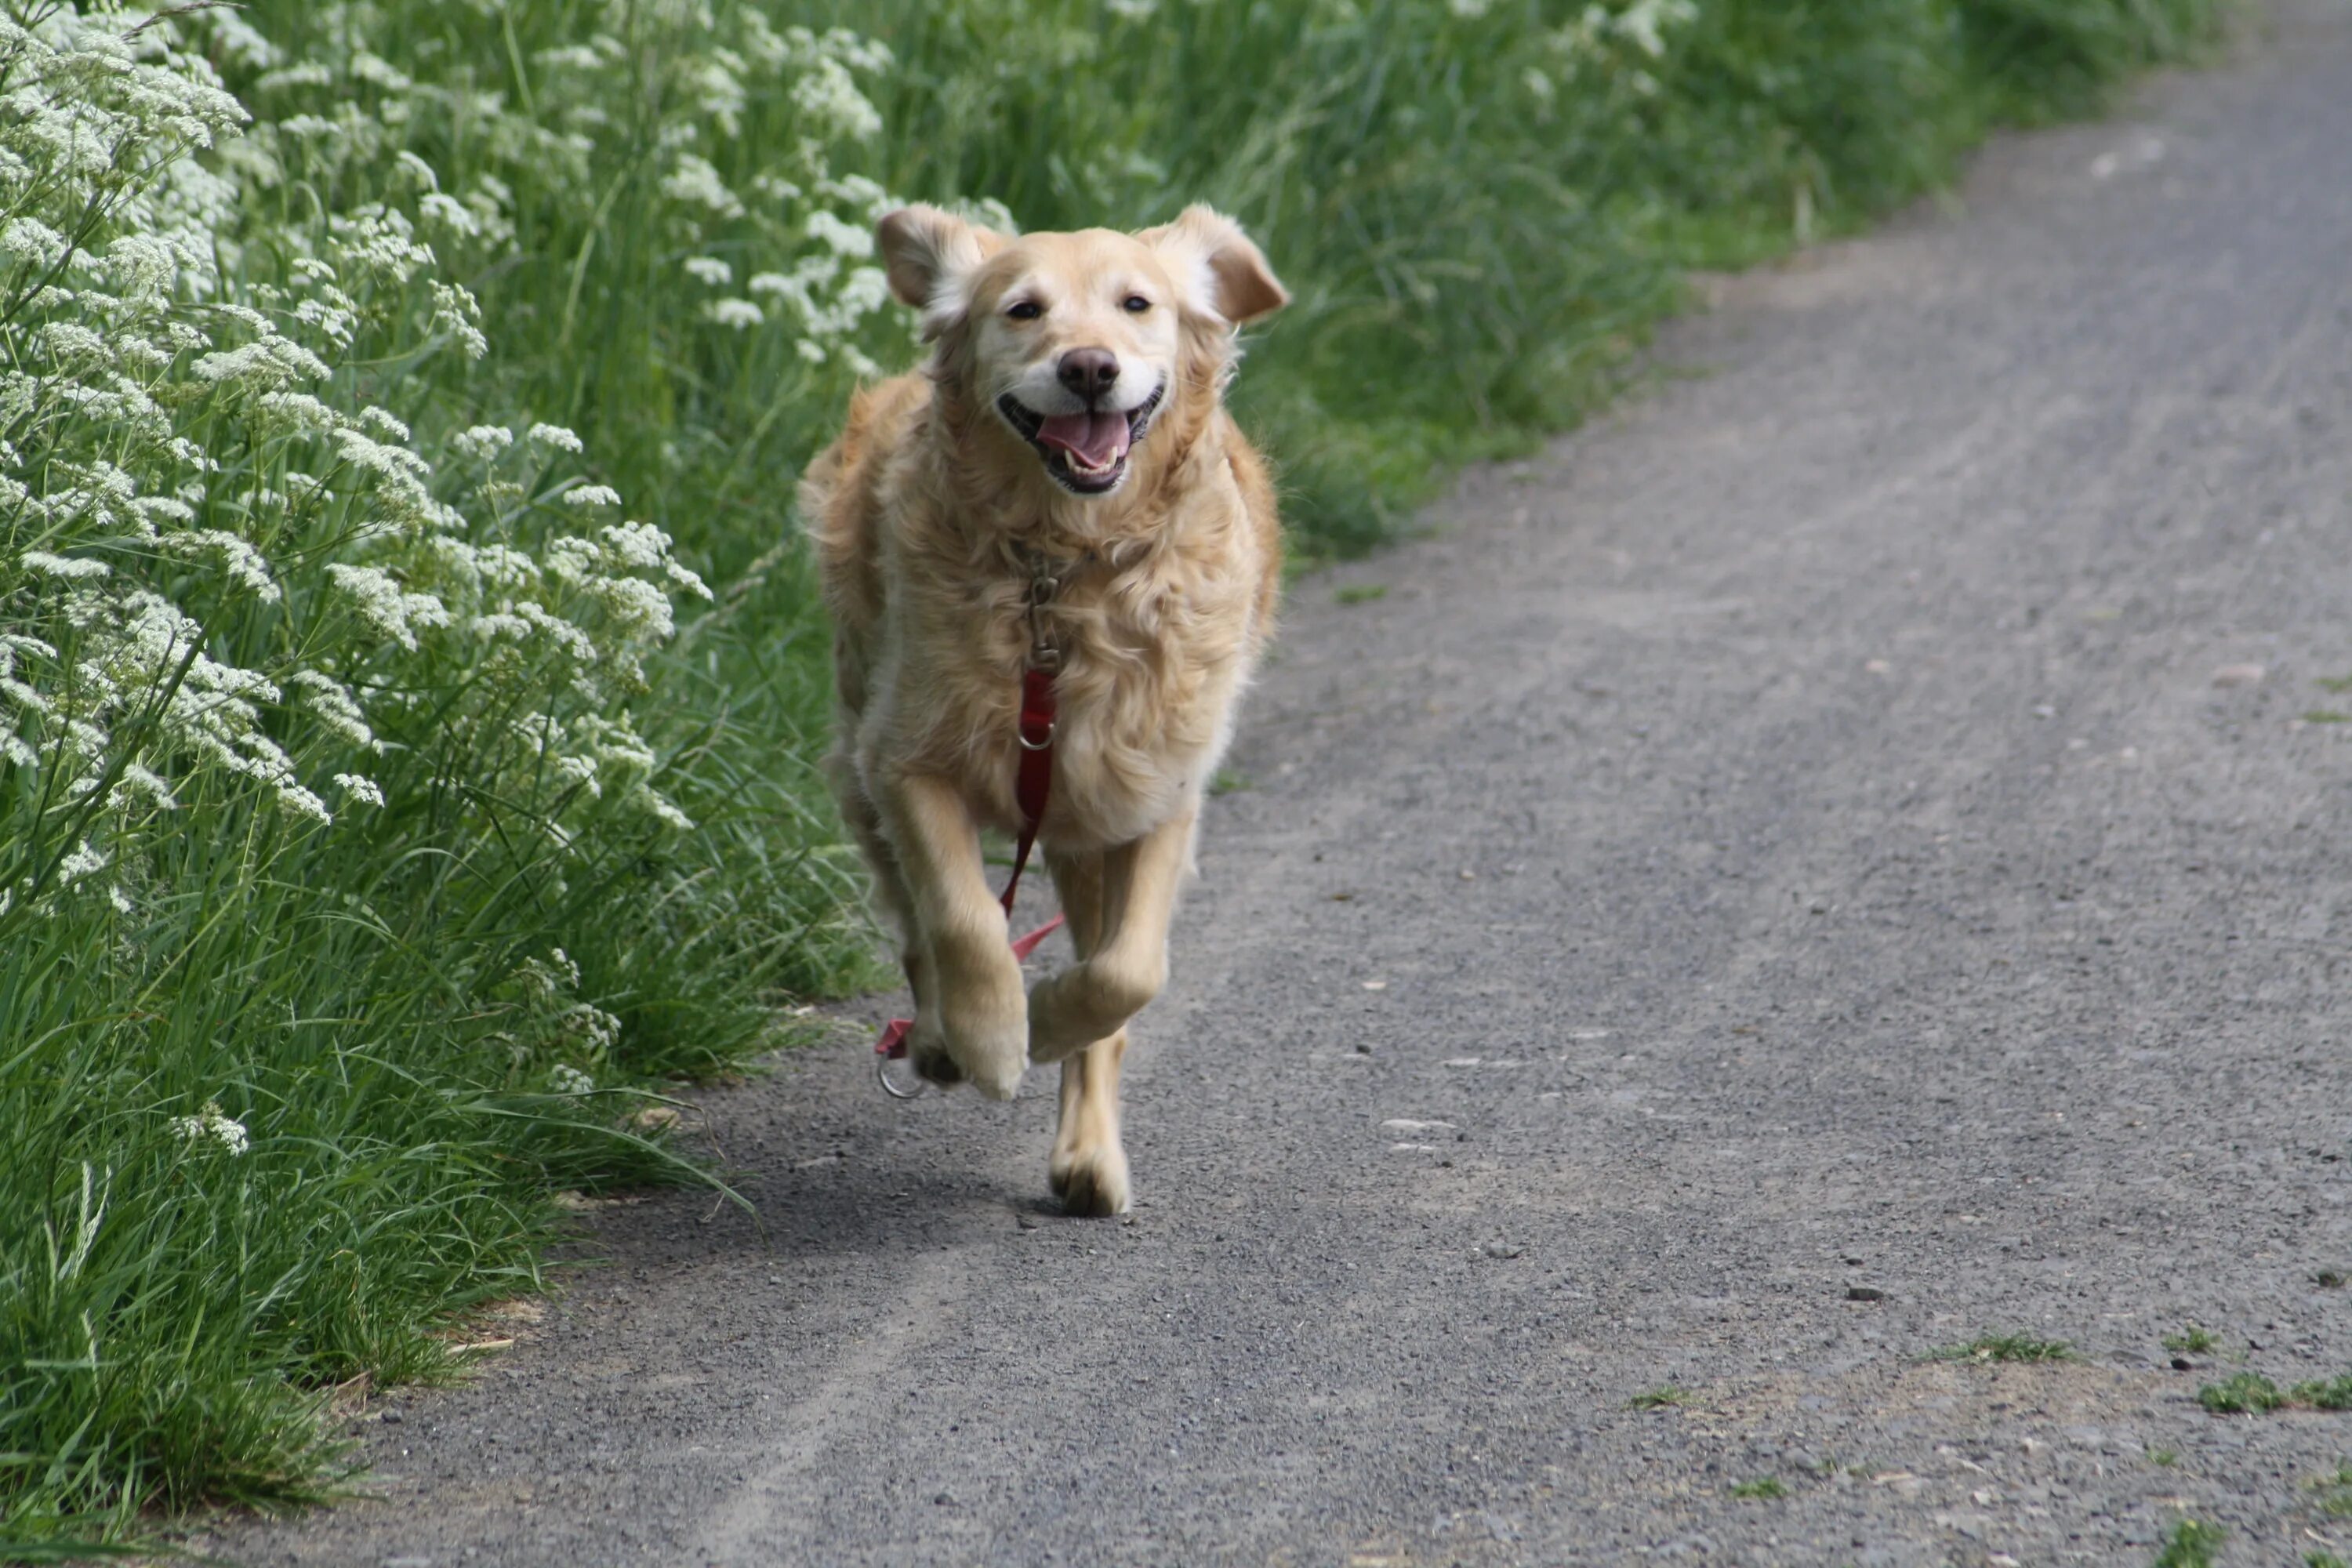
877,205,1004,340
1138,205,1288,326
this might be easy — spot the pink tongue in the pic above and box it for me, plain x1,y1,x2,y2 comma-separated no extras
1036,410,1131,469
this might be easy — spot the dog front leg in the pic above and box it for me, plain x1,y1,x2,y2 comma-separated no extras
877,771,1029,1099
1027,802,1195,1066
1039,848,1129,1216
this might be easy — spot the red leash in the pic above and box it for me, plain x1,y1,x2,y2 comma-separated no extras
877,583,1073,1076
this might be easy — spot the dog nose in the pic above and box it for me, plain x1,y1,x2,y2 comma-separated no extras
1057,348,1121,402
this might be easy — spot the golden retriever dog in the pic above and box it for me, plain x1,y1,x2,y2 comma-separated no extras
802,203,1287,1215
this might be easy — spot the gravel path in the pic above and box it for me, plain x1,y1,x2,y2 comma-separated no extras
214,9,2352,1565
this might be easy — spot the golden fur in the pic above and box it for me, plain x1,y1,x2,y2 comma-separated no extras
802,205,1287,1214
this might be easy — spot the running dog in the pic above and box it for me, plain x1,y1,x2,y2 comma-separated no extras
803,204,1287,1214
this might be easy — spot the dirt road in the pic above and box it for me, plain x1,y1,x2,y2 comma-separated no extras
217,9,2352,1564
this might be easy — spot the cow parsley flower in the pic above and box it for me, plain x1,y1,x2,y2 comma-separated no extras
169,1101,250,1156
334,772,385,807
452,423,514,460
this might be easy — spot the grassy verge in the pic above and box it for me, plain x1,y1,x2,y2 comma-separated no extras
1,0,2223,1552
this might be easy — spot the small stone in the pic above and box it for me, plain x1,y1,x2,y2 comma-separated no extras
1846,1287,1886,1302
1481,1242,1524,1259
1014,1214,1038,1231
2211,662,2265,688
934,1491,956,1507
1361,979,1387,991
379,1410,404,1425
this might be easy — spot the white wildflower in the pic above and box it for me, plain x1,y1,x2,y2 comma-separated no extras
57,840,108,885
162,531,280,601
169,1101,250,1156
527,423,584,454
682,256,732,285
289,670,376,750
804,209,873,258
659,154,744,219
420,192,478,236
22,552,111,580
597,521,669,568
326,563,449,651
702,298,762,329
547,1064,596,1097
109,762,179,810
564,485,622,509
790,56,882,142
1,217,69,267
452,424,514,460
394,150,441,191
630,782,695,832
333,772,385,808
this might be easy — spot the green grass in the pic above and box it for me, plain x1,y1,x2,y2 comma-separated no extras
2313,1464,2352,1519
2150,1448,2181,1467
1729,1476,1787,1500
2198,1371,2352,1415
1936,1333,2078,1363
1628,1385,1693,1411
1334,584,1391,606
2200,1373,2287,1414
2165,1326,2220,1354
2154,1520,2226,1568
0,0,2231,1552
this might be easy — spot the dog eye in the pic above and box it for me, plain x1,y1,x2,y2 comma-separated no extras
1006,300,1042,321
1122,295,1151,314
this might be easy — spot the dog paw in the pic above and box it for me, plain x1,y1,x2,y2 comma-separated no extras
1049,1141,1130,1217
931,1012,1025,1100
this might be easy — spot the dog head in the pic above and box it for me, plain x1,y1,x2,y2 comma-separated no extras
877,204,1286,499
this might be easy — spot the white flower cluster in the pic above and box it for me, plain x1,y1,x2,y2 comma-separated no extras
287,4,913,383
0,9,707,931
169,1100,251,1156
1541,0,1701,98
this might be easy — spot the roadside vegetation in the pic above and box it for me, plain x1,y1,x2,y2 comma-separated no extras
0,0,2225,1551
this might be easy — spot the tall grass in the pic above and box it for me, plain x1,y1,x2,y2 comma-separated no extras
0,0,2220,1552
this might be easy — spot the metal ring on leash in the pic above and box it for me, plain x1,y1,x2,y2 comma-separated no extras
876,1051,927,1099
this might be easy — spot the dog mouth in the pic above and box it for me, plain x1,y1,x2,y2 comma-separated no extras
996,385,1163,495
